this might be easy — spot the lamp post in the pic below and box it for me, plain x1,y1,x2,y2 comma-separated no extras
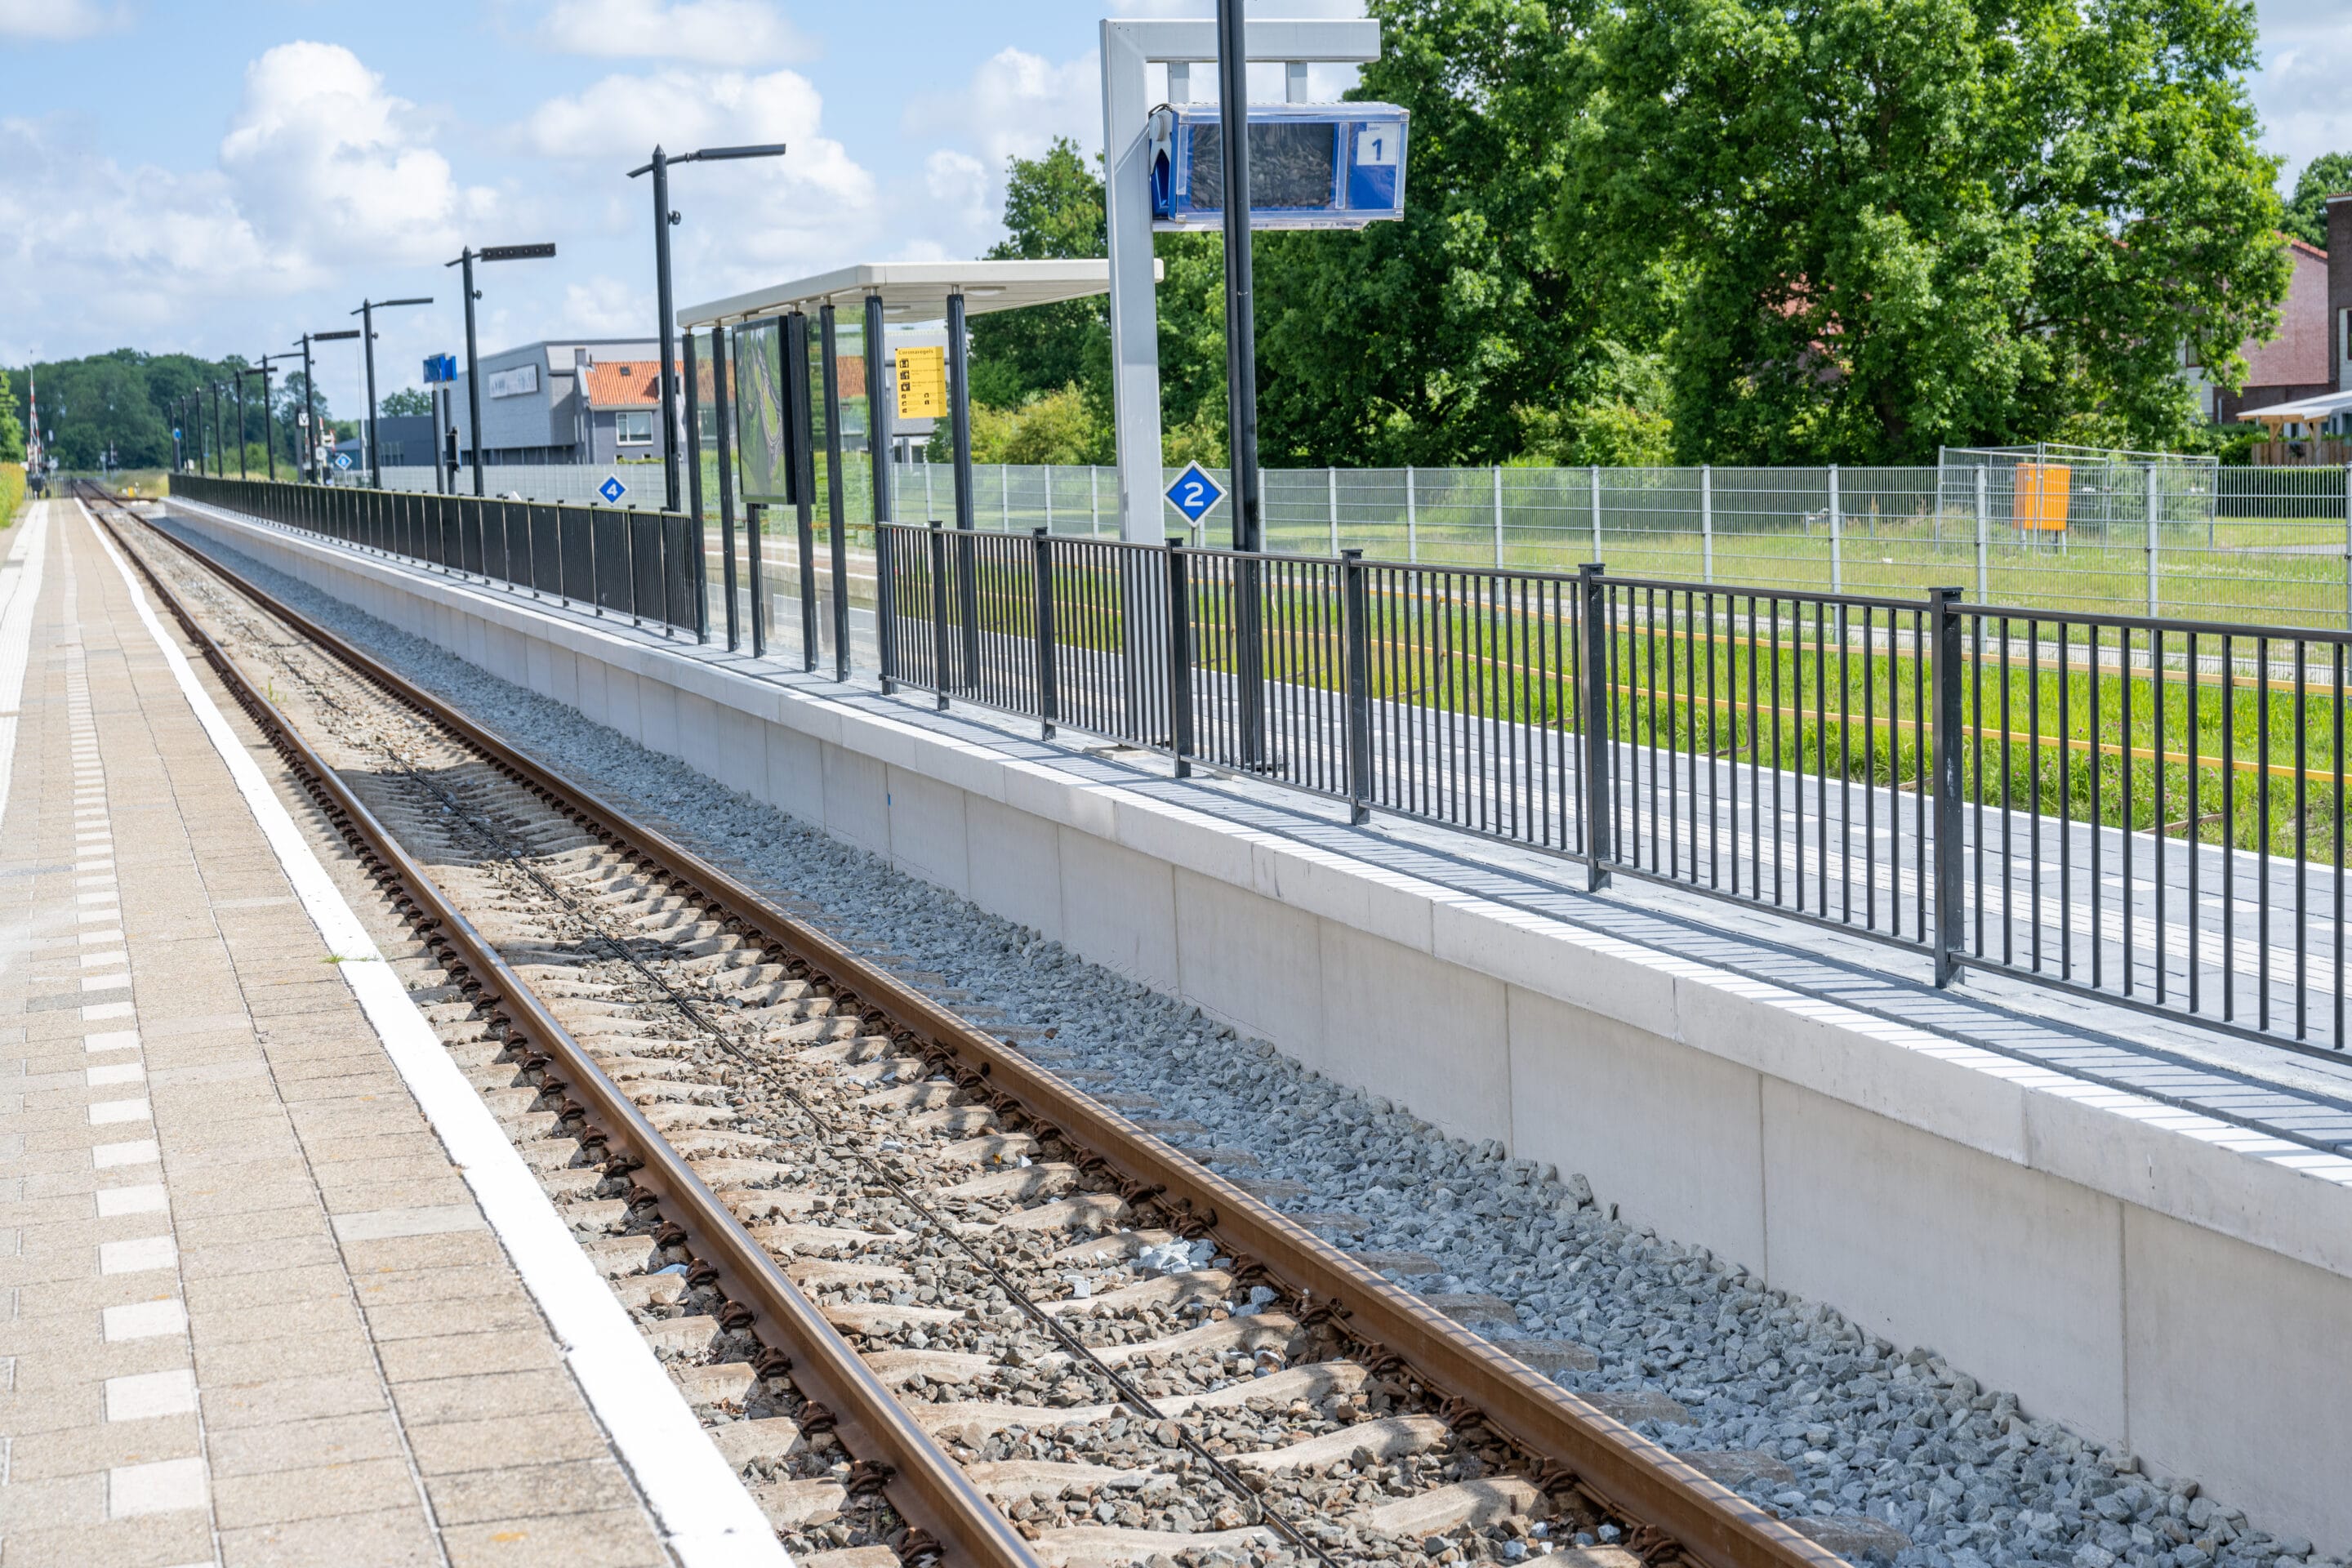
350,296,432,488
251,356,294,481
234,366,271,479
444,243,556,497
307,328,362,482
626,143,788,512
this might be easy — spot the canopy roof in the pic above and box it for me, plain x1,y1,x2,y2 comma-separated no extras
675,259,1157,332
2243,388,2352,425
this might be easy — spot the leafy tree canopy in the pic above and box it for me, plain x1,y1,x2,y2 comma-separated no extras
1560,0,2290,463
379,387,434,417
0,373,22,464
2281,152,2352,248
5,349,332,471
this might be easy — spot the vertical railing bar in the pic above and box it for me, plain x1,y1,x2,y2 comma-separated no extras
2258,635,2272,1033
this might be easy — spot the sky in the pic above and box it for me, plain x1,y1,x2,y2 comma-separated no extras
1,0,2346,419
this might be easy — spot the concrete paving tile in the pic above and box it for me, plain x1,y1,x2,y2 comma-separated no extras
360,1294,543,1344
205,1410,408,1479
0,1383,103,1434
402,1408,616,1477
423,1457,639,1527
389,1367,584,1427
200,1369,386,1430
196,1327,381,1387
350,1263,523,1307
440,1508,667,1568
172,1202,330,1250
213,1454,423,1530
339,1230,506,1274
376,1327,561,1384
220,1506,442,1568
314,1174,473,1215
0,1468,107,1529
14,1335,187,1389
0,1510,215,1567
188,1293,364,1349
180,1262,355,1320
4,1414,203,1481
179,1231,339,1281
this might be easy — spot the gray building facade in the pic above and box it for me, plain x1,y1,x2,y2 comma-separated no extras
451,339,665,467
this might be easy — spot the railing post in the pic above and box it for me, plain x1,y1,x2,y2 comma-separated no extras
1974,465,1989,601
2145,463,2161,617
1930,585,1967,987
1492,464,1504,568
1165,538,1194,777
1589,464,1602,563
875,523,899,695
928,519,951,710
1328,466,1339,555
1405,466,1418,563
1090,465,1100,538
1342,549,1372,824
2342,462,2350,632
1829,464,1843,594
1032,527,1058,740
1578,562,1613,892
956,516,982,692
1700,464,1713,585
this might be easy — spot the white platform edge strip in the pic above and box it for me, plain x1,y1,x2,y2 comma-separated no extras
79,501,791,1568
0,501,54,835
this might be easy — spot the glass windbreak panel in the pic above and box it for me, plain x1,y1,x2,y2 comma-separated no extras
733,318,793,504
1189,121,1337,211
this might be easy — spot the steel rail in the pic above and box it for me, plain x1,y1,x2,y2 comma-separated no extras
116,490,1844,1568
86,490,1040,1568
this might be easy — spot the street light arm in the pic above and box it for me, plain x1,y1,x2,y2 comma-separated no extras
684,142,790,163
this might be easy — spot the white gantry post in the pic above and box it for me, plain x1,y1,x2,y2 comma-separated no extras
1829,464,1843,594
1975,466,1989,601
1493,464,1504,568
1590,464,1602,563
2145,463,2160,618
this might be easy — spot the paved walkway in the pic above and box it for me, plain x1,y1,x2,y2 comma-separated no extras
0,501,670,1568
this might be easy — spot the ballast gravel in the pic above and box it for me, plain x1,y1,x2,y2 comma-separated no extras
170,522,2329,1568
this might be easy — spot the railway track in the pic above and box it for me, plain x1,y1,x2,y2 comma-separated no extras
82,482,1847,1568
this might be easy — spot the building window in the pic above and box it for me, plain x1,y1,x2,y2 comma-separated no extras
615,410,654,445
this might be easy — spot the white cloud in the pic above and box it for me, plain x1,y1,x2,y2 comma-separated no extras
558,276,653,336
521,68,878,289
924,149,991,232
0,0,121,40
2252,0,2352,184
537,0,812,66
219,42,483,267
911,47,1102,171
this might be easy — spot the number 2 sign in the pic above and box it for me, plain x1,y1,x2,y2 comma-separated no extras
1165,461,1226,523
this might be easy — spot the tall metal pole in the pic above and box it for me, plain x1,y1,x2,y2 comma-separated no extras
462,250,486,497
361,300,381,488
1214,0,1262,553
260,364,277,480
864,291,890,527
299,335,316,482
653,148,681,514
234,371,248,479
820,301,850,679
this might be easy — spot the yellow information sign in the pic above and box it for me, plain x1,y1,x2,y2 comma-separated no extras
896,345,947,420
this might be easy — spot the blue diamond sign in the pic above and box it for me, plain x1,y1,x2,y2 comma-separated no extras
333,452,353,471
1164,461,1224,523
599,475,627,504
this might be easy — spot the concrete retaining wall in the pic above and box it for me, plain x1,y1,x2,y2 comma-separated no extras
171,503,2352,1547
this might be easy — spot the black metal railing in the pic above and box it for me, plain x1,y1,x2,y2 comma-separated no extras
872,521,2350,1059
172,474,707,640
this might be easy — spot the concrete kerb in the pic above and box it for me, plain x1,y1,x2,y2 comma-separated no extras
165,496,2352,1544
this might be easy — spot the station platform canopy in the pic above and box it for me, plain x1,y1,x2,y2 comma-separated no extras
675,258,1160,332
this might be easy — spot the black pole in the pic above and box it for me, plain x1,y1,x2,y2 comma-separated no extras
947,289,980,689
864,292,890,527
234,372,247,479
362,300,381,488
684,329,707,643
820,301,849,679
261,366,277,480
653,148,681,514
712,325,741,653
1215,0,1262,553
786,310,818,671
463,251,486,497
300,336,316,482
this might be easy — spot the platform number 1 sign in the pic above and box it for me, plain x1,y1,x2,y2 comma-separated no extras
1164,461,1225,524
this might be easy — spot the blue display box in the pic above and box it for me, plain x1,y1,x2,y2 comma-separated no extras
1148,101,1409,231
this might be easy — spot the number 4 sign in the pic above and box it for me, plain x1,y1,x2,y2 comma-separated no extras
1164,461,1225,523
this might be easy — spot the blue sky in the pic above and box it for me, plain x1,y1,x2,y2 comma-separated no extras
2,0,2346,421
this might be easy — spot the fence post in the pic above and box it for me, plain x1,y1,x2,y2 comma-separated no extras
1032,528,1058,740
1328,467,1339,556
1000,465,1009,529
1044,471,1054,537
1586,464,1602,563
2342,463,2351,632
1405,466,1418,563
1829,464,1842,594
1700,465,1713,585
1342,549,1372,824
1165,538,1194,778
875,523,898,696
2145,464,2161,617
1578,562,1613,892
1492,465,1504,568
924,461,935,522
1975,466,1989,601
1930,585,1966,987
1090,466,1100,538
928,519,951,710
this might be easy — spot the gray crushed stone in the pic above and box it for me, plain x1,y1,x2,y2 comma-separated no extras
167,520,2331,1568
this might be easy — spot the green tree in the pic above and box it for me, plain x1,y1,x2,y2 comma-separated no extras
969,137,1111,412
379,387,434,417
1561,0,2291,462
0,372,23,463
2282,152,2352,248
1254,0,1612,466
